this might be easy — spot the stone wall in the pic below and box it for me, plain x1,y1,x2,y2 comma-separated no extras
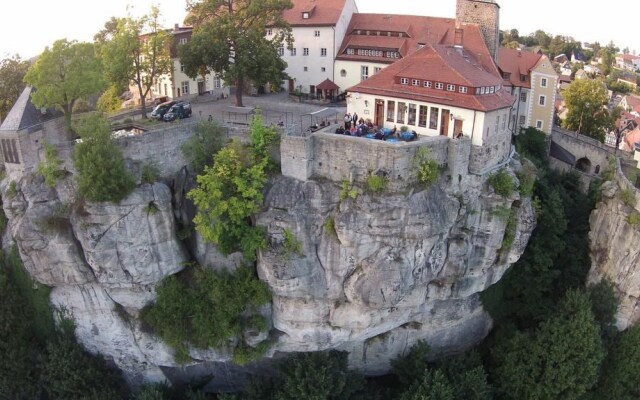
468,128,511,174
286,133,452,190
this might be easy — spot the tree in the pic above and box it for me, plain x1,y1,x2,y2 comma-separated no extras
73,114,135,202
591,326,640,400
188,114,278,259
180,119,228,174
534,30,551,49
493,290,605,400
562,78,613,141
599,48,614,76
0,55,30,123
23,39,105,135
182,0,293,107
101,7,171,119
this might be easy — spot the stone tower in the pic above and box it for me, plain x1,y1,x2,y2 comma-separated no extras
456,0,500,61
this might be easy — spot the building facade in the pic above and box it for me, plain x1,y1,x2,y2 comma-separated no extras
277,0,357,95
497,49,557,134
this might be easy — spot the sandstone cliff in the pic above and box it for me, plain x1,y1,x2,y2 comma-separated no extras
1,151,534,388
588,166,640,330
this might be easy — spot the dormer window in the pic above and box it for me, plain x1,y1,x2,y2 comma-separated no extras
447,84,455,92
520,74,526,82
459,86,468,94
400,78,409,85
424,81,432,88
412,79,420,86
302,12,310,19
435,82,444,90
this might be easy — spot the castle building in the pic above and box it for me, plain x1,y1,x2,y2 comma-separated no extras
455,0,500,61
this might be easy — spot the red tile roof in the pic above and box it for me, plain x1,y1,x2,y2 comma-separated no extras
619,54,640,62
625,95,640,112
282,0,348,26
316,78,339,90
347,45,513,112
497,48,542,89
336,14,498,75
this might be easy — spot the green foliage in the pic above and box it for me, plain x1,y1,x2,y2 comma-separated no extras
181,119,227,174
488,169,515,197
73,114,135,203
366,173,388,194
399,370,454,400
141,163,159,184
339,180,358,202
587,280,619,341
0,55,30,124
24,39,105,134
400,125,409,133
6,180,17,198
96,85,122,114
601,157,617,181
627,212,640,226
37,142,65,187
274,351,364,400
281,228,303,258
391,340,430,386
490,205,512,220
413,147,439,186
188,115,277,260
591,326,640,400
143,202,159,215
516,127,548,168
101,7,172,117
141,265,271,364
517,162,537,197
562,78,614,142
500,207,518,254
620,187,636,207
43,314,126,400
492,290,605,400
0,208,6,234
182,0,293,107
133,384,170,400
232,341,270,366
324,216,337,237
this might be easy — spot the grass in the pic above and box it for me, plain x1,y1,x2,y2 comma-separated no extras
339,180,358,202
620,188,636,208
366,174,388,194
141,163,159,184
488,169,515,197
412,147,438,187
627,212,640,226
324,216,337,237
282,229,304,258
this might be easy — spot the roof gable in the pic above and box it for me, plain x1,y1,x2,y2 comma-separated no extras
282,0,348,26
0,87,61,132
497,48,542,88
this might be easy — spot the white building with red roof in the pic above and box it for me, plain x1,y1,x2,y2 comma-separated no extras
346,44,513,150
274,0,358,95
615,54,640,72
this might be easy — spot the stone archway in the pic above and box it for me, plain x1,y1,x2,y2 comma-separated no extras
575,157,592,173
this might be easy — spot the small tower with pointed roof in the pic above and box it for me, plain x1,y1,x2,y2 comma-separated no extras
456,0,500,61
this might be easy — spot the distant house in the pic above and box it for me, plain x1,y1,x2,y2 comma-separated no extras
620,95,640,113
560,61,572,76
615,54,640,71
584,64,601,75
574,69,588,80
554,53,569,64
618,73,638,89
571,50,585,64
498,48,558,134
557,74,572,89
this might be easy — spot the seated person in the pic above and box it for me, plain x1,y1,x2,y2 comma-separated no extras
335,126,345,134
411,130,418,141
400,131,413,141
350,126,357,136
374,130,384,140
391,126,398,138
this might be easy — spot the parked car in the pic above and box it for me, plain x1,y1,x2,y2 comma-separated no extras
150,100,177,120
162,102,192,122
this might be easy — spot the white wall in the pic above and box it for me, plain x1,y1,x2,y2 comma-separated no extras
171,59,229,98
346,92,509,147
334,60,389,92
334,0,358,55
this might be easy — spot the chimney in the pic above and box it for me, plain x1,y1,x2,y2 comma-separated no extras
454,28,464,54
174,23,179,31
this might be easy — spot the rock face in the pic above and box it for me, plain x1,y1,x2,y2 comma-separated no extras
588,176,640,330
1,156,535,387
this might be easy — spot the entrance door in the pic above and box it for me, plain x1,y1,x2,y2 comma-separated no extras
198,81,206,95
453,119,463,136
310,85,315,97
375,99,384,127
440,109,450,136
288,79,294,92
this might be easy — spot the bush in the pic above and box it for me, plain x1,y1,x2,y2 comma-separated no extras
339,180,358,202
73,115,135,203
324,216,336,237
491,205,511,220
621,188,636,208
413,147,438,186
6,180,17,198
141,265,272,364
488,169,515,197
96,85,122,114
282,229,303,258
366,173,388,194
141,163,159,184
37,142,65,187
181,119,227,174
515,127,548,167
517,162,536,197
500,207,518,254
628,212,640,226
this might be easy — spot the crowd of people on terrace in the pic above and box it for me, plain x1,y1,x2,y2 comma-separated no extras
335,112,419,142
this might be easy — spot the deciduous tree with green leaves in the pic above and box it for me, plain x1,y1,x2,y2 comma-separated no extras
101,7,172,118
0,55,30,124
562,78,614,142
23,40,105,135
182,0,294,107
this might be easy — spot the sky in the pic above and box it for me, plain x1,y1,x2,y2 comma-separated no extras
2,0,638,60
